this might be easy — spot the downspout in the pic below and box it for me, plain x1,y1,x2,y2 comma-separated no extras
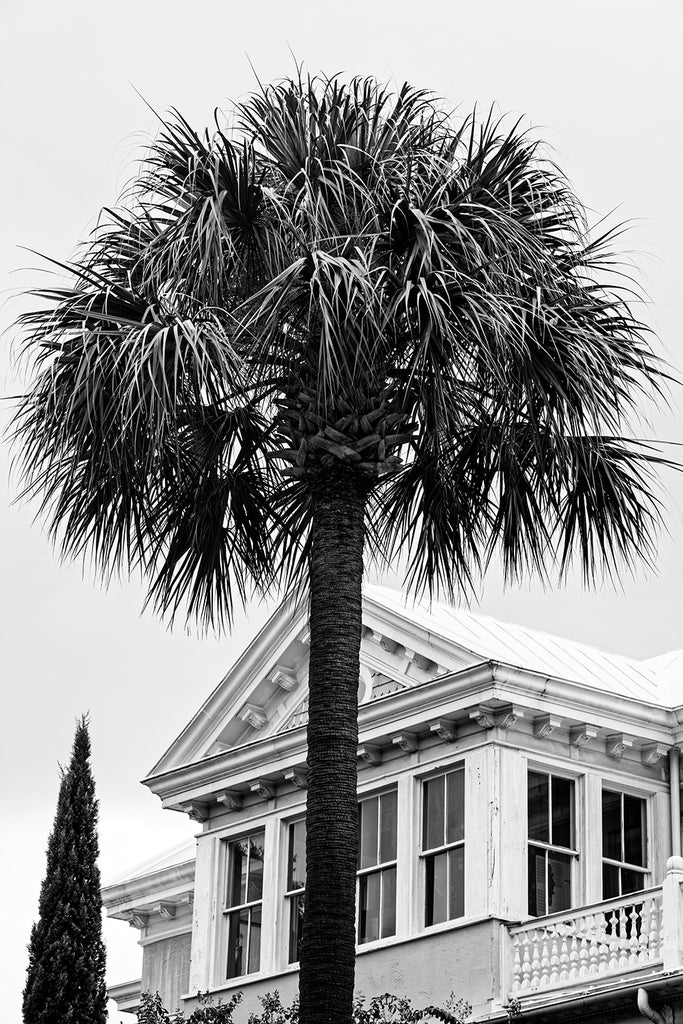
637,987,666,1024
671,746,681,857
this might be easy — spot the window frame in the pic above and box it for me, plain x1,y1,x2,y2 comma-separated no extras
356,787,398,945
601,787,650,898
283,817,306,965
419,765,466,929
526,766,580,918
219,828,266,981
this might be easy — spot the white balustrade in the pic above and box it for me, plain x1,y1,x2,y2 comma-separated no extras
508,887,664,995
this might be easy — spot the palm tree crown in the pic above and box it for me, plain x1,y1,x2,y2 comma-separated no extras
12,74,668,1024
14,75,664,628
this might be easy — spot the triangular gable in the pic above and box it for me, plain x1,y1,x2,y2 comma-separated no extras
149,586,485,774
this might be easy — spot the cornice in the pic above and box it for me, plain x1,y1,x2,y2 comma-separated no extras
101,858,196,911
143,658,680,815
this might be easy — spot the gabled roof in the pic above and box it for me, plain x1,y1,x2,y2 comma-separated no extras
146,583,682,781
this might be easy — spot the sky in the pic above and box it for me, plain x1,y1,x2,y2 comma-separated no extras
1,1,682,1020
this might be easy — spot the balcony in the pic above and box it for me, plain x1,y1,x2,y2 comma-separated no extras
501,856,683,1012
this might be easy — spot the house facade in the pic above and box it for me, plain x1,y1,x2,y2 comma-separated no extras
103,586,683,1023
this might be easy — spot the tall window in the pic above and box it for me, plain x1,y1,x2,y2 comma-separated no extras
285,820,306,963
422,768,465,926
223,831,264,978
602,790,648,897
357,790,397,943
527,771,576,917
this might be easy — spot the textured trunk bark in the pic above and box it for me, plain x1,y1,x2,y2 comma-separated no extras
299,472,368,1024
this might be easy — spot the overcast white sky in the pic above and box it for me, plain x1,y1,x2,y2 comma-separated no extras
1,1,682,1020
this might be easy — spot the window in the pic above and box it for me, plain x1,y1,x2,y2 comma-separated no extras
223,831,264,978
421,768,465,926
602,790,648,897
285,820,306,963
527,771,576,917
357,791,397,943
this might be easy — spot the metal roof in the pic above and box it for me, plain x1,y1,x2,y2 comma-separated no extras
365,584,682,708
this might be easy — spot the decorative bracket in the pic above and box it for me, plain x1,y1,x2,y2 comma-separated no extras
534,715,563,739
284,768,308,789
470,706,496,730
570,724,599,747
215,790,242,811
157,902,176,920
606,733,634,760
250,779,275,801
641,743,670,766
357,743,382,765
497,705,525,730
392,732,418,753
429,720,458,743
180,801,210,823
405,649,434,673
271,665,297,691
238,704,267,730
127,911,148,929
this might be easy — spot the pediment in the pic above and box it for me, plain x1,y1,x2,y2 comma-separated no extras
150,586,486,775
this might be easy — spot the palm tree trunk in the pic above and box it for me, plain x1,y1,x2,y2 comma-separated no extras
299,471,368,1024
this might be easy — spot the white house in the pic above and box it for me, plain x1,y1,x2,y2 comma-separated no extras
103,585,683,1023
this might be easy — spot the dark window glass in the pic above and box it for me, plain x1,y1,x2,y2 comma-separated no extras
359,797,379,869
547,851,572,914
249,907,262,973
551,777,573,849
225,831,265,979
288,892,304,964
288,820,307,891
247,839,264,902
380,791,397,863
230,838,248,906
359,871,381,943
426,851,448,926
423,775,445,850
621,868,646,895
603,861,620,900
527,772,550,843
624,796,646,867
446,771,465,844
528,844,546,917
602,791,622,861
448,847,465,920
381,867,397,938
226,908,249,978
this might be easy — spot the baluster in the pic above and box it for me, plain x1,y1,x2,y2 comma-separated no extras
606,910,620,971
559,932,570,981
530,929,542,989
512,935,522,992
628,904,640,966
568,931,580,979
520,933,532,991
537,934,550,988
618,906,630,968
549,926,561,985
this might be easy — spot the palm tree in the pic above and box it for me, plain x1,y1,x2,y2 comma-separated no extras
12,75,667,1024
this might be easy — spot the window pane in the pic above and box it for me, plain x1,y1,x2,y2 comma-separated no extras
288,893,305,964
288,821,307,891
426,851,448,926
602,790,622,861
379,791,397,863
547,851,571,914
528,845,547,917
603,861,620,899
248,906,261,974
424,776,445,851
226,908,249,978
359,798,379,869
359,871,381,943
247,834,264,902
229,838,249,907
621,868,647,896
551,777,573,849
448,846,465,920
381,867,397,938
446,770,465,844
624,796,646,867
528,773,549,843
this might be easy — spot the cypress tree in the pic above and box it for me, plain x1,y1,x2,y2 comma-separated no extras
23,716,107,1024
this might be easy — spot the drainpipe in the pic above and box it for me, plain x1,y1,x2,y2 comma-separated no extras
671,746,681,858
637,987,665,1024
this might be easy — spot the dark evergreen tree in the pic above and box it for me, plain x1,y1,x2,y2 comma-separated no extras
22,716,107,1024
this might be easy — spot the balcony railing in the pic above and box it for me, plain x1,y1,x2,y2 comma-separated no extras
504,856,683,1002
508,888,664,995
